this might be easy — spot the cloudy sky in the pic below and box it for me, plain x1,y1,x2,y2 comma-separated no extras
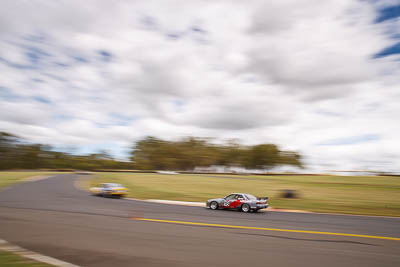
1,0,400,172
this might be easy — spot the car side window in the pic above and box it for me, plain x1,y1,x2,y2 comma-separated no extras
225,194,236,201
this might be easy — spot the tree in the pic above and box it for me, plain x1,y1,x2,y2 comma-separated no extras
0,131,135,171
131,136,304,171
244,144,280,170
279,151,303,169
0,132,21,169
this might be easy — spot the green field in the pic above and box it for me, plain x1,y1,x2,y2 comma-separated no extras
0,251,52,267
90,173,400,217
0,172,62,189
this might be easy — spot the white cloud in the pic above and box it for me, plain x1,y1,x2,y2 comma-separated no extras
0,0,399,172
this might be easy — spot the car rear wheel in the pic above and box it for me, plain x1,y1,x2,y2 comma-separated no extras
210,201,219,210
241,204,250,213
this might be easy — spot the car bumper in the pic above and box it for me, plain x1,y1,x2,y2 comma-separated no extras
110,192,126,196
254,204,268,209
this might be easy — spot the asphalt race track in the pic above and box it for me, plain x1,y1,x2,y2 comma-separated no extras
0,174,399,267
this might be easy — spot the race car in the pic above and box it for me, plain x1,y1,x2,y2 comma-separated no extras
90,183,128,198
206,193,268,212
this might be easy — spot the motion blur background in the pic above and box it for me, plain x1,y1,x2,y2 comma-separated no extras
1,3,400,266
1,0,400,174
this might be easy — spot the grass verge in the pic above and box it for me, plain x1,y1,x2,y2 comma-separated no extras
0,172,62,189
90,172,400,217
0,250,52,267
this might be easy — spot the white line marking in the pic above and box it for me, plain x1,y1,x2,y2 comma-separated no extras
0,238,80,267
23,175,52,182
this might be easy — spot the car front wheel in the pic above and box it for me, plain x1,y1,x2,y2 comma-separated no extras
210,201,219,210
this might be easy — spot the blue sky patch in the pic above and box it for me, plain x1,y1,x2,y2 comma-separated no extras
167,33,181,40
68,142,129,160
141,16,157,28
0,43,50,70
52,114,75,121
0,56,35,70
32,96,51,104
373,5,400,58
31,78,45,83
41,72,67,82
110,113,137,125
23,34,46,43
374,42,400,58
95,113,137,128
26,50,40,65
0,86,24,101
375,4,400,23
316,134,380,146
315,110,343,117
98,50,112,62
54,62,69,68
73,56,88,63
24,46,50,64
191,26,206,34
173,99,185,107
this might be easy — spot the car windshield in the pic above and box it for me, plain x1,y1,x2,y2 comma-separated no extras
110,183,122,188
244,194,257,200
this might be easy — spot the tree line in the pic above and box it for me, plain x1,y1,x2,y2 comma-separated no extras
131,136,302,171
0,132,303,171
0,132,132,170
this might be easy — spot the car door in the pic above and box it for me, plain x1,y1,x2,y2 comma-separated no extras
229,194,243,209
100,183,108,194
223,194,237,208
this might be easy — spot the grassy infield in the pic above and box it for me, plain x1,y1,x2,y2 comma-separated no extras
0,171,400,266
0,251,51,267
0,172,62,189
90,172,400,217
2,171,398,217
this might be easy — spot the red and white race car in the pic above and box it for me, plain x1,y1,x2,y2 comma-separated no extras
206,193,268,212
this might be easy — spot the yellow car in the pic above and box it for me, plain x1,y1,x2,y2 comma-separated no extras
90,183,128,198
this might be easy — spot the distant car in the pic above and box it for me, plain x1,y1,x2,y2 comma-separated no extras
206,193,268,212
90,183,127,198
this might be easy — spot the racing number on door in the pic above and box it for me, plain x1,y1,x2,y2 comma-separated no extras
223,194,241,208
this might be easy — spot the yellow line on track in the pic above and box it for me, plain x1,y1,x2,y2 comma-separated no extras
133,218,400,241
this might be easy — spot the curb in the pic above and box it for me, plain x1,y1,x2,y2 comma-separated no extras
0,238,80,267
125,198,311,213
23,175,53,182
125,198,205,207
